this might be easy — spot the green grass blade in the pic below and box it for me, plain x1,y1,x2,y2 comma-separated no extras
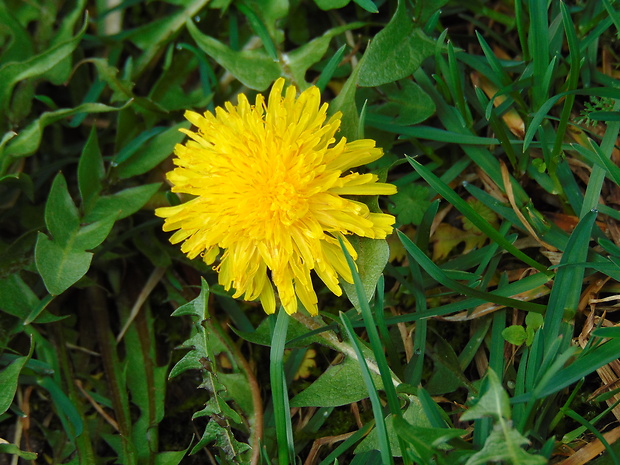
529,0,550,105
340,312,394,465
398,230,547,313
542,210,597,349
564,409,620,465
316,44,347,92
407,157,549,274
270,310,294,465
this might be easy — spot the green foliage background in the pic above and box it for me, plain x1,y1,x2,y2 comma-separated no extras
4,0,620,464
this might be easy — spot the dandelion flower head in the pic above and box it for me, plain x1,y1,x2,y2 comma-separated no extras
156,78,396,315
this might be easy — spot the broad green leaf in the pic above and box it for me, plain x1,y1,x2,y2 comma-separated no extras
353,0,378,13
35,173,116,295
1,102,129,165
83,183,161,223
389,183,430,225
0,14,87,124
0,443,38,460
358,0,436,87
465,424,546,465
233,315,326,348
44,174,80,246
246,0,289,39
314,0,350,10
392,417,466,463
154,450,189,465
0,275,61,323
35,232,93,296
290,356,384,407
502,326,527,346
84,58,168,114
342,237,390,312
0,351,31,415
330,55,364,140
114,127,167,166
186,19,280,90
0,3,34,64
355,399,428,457
287,23,364,87
116,122,189,179
128,0,211,77
370,80,435,126
426,334,473,395
40,0,87,85
78,127,105,211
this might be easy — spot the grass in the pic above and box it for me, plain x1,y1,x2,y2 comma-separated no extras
3,0,620,464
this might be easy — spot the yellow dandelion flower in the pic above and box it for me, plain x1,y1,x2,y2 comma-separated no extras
156,77,396,315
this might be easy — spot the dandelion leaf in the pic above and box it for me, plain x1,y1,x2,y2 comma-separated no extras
35,174,115,295
389,183,430,225
464,424,546,465
461,369,510,422
191,421,251,463
0,443,37,461
186,19,280,91
290,356,384,407
372,80,436,126
355,398,428,457
358,0,436,87
342,236,389,312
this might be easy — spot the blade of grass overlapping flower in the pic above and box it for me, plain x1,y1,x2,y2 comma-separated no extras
407,157,550,275
339,312,394,465
337,236,401,414
542,209,597,350
270,310,294,465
